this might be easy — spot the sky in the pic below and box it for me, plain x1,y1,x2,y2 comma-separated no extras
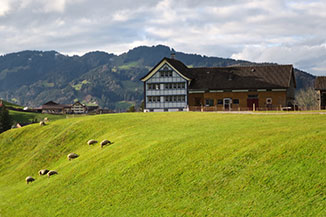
0,0,326,75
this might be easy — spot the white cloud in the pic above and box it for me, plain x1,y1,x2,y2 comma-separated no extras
0,0,10,16
0,0,326,74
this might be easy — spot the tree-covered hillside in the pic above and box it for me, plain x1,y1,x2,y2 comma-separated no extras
0,45,315,110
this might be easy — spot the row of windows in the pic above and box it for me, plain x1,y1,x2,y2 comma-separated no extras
148,95,186,103
160,71,173,77
165,95,185,102
205,99,240,106
165,83,185,89
204,98,272,106
148,83,160,90
148,96,161,102
148,83,186,90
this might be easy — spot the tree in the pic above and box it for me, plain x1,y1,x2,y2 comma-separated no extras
127,105,136,112
295,87,319,110
139,101,144,112
0,104,12,133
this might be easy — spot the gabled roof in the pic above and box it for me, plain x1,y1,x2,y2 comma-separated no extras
141,57,191,81
188,65,295,90
142,57,295,90
315,76,326,90
43,101,58,106
42,101,71,109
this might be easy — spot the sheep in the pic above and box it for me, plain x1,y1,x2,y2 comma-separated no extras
100,139,112,148
87,139,98,145
26,176,35,184
47,170,58,177
39,121,46,126
67,153,79,161
38,169,49,175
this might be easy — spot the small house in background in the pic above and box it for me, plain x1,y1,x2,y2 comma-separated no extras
141,56,296,112
86,105,99,113
315,76,326,110
41,101,72,114
71,101,87,114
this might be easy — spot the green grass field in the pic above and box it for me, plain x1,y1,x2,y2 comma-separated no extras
2,100,23,109
9,110,66,124
0,112,325,216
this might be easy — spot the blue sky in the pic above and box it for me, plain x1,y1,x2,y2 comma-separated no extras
0,0,325,75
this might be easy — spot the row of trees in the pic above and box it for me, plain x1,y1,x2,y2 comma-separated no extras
0,103,12,133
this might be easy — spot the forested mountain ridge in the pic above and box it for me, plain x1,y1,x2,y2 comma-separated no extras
0,45,315,110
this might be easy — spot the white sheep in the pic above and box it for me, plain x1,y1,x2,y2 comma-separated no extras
38,169,49,175
26,176,35,184
47,170,58,177
67,153,79,161
87,139,98,145
100,140,112,148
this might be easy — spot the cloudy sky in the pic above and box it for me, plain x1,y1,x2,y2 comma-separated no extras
0,0,325,75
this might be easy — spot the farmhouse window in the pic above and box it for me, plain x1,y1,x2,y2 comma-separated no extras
233,99,239,104
248,94,258,99
205,99,214,106
148,84,160,90
217,99,223,105
148,96,161,102
164,83,185,89
165,95,185,102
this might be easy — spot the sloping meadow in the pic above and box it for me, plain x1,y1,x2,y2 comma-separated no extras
0,112,325,216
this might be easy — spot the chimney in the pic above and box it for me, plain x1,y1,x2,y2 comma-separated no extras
170,49,176,59
170,52,176,59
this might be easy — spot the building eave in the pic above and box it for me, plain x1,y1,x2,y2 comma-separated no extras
141,59,191,82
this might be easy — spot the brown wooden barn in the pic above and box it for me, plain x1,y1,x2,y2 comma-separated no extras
315,76,326,110
141,57,296,112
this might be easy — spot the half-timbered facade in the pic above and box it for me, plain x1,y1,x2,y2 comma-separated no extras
141,57,296,112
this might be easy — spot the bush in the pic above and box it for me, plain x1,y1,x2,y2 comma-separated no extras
0,104,12,133
127,105,136,112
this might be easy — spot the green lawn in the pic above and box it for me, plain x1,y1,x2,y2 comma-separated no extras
2,100,23,109
9,110,66,124
0,112,325,216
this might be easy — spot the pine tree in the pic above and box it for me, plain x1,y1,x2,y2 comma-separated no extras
0,104,12,133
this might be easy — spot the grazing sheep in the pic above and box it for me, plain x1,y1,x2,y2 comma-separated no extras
100,140,112,148
26,176,35,184
39,121,46,126
67,153,79,161
87,139,98,145
38,169,49,175
47,170,58,177
44,117,48,122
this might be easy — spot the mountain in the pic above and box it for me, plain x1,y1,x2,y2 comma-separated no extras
0,45,315,110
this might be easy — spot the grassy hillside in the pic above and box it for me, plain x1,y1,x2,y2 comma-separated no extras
2,100,23,109
0,112,325,216
9,110,66,125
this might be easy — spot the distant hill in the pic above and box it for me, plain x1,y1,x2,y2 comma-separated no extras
0,45,315,110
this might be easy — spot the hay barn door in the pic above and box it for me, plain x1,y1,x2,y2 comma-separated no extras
247,95,259,111
223,98,232,110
